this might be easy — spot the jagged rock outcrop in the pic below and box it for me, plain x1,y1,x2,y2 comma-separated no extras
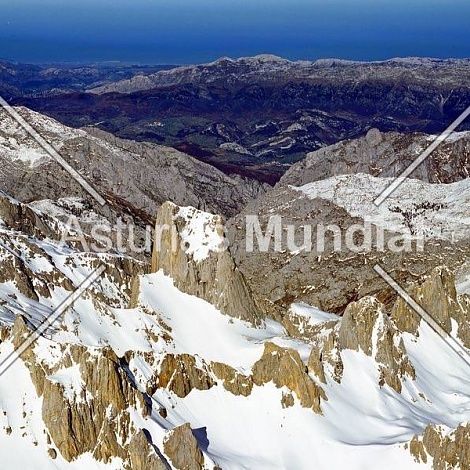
308,296,415,393
128,431,168,470
340,297,415,392
252,342,325,413
0,193,56,239
392,267,470,348
151,354,215,398
151,201,262,324
211,362,253,397
8,316,165,468
163,423,205,470
0,194,144,311
1,180,470,469
409,423,470,470
146,345,325,414
307,267,468,398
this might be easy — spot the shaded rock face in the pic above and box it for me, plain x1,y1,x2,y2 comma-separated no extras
409,424,470,470
163,423,205,470
128,431,168,470
0,194,57,239
151,201,262,324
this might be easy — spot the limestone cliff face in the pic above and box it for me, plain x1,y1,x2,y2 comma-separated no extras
392,266,470,348
309,296,415,393
163,423,205,470
252,342,325,413
409,424,470,470
150,353,215,398
9,316,165,469
151,201,262,325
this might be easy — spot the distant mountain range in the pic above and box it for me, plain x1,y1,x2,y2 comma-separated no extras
1,43,470,469
5,55,470,183
0,60,174,98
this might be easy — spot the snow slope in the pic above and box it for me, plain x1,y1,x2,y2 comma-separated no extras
293,173,470,241
0,195,469,469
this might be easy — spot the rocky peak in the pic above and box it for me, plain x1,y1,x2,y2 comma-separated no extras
151,201,263,324
309,295,415,393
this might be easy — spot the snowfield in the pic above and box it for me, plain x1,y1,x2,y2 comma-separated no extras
293,173,470,241
0,194,469,469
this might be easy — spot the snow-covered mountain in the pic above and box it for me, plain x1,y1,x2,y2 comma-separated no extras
0,106,264,219
281,129,470,186
0,105,469,469
293,173,470,241
1,193,470,469
89,55,470,95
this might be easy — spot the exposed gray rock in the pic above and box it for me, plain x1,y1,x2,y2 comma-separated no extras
228,184,470,319
281,130,470,186
0,106,265,219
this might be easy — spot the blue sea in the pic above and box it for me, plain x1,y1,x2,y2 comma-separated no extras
0,0,469,64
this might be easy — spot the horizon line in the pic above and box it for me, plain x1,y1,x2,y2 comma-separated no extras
2,53,470,68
